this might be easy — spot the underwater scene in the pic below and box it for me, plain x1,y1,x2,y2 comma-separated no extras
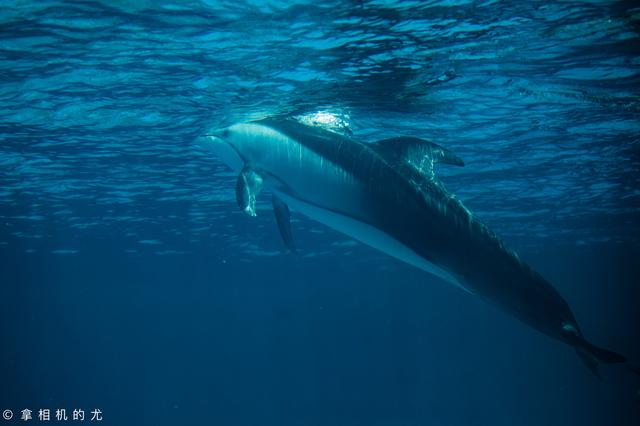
1,1,639,425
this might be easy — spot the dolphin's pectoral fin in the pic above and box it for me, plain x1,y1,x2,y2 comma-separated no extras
236,166,263,217
371,137,464,175
272,194,297,253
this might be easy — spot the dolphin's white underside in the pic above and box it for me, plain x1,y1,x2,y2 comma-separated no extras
275,191,466,291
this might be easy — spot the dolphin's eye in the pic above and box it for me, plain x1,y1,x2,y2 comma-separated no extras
222,129,230,138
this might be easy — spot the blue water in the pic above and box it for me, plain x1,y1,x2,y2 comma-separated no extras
1,1,639,425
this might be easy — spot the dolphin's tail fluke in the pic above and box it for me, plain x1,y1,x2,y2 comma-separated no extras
572,335,626,378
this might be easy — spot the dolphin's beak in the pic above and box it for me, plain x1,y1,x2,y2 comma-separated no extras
202,131,222,137
197,129,227,146
195,133,223,154
200,132,223,141
196,130,243,171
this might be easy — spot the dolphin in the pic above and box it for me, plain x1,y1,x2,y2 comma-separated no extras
200,116,626,376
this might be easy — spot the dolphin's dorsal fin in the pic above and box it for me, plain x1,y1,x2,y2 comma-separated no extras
236,166,263,217
272,194,297,253
370,137,464,175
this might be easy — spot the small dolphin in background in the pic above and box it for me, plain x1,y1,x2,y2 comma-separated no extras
200,116,626,376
